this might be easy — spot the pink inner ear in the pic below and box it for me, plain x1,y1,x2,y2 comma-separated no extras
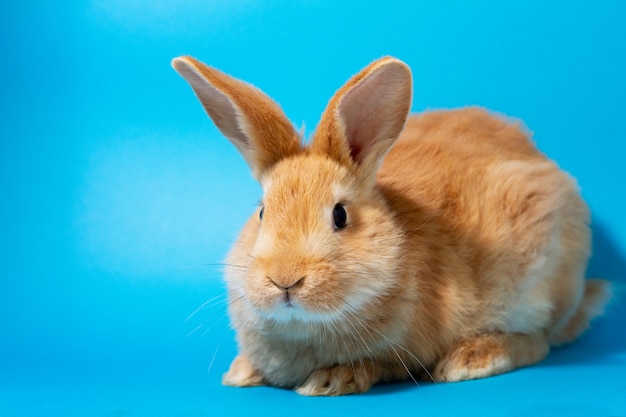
338,68,391,164
349,142,363,162
312,58,411,171
343,94,378,162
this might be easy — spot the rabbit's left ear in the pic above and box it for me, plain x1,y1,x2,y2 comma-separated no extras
173,56,301,181
310,57,412,183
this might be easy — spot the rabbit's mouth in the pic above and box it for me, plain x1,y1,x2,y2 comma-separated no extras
253,282,347,324
282,289,297,307
265,300,333,324
268,289,323,322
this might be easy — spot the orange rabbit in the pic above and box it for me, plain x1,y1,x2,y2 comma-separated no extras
173,56,611,396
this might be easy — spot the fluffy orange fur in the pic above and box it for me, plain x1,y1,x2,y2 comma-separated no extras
173,56,612,396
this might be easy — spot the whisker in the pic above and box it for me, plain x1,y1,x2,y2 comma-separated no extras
207,326,230,375
182,262,249,270
332,305,373,358
353,315,420,387
186,323,205,339
401,213,437,235
200,311,230,337
320,305,355,375
343,305,436,387
187,292,244,338
186,293,229,322
333,307,372,381
324,244,365,263
229,294,246,307
321,212,437,264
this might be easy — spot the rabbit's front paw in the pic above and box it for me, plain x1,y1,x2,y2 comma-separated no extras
222,355,265,387
296,364,374,396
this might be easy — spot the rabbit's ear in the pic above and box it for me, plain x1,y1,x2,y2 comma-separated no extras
173,56,301,180
311,57,412,182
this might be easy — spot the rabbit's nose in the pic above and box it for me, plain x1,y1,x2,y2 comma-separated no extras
268,275,305,290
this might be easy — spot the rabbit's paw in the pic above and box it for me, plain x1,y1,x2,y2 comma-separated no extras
296,364,374,396
433,335,514,382
432,333,548,382
433,349,512,382
222,355,265,387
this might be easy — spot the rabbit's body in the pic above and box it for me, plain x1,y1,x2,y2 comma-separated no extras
173,56,611,396
381,109,592,342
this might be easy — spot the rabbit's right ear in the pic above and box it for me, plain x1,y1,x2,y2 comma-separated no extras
172,56,301,181
310,57,412,185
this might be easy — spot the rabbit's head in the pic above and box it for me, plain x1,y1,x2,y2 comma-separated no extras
173,56,412,324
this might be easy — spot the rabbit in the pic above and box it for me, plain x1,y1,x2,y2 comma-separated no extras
172,55,612,396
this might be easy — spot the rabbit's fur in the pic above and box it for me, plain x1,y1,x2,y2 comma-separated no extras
173,56,611,396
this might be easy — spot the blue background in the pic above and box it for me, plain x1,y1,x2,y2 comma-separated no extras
1,1,625,416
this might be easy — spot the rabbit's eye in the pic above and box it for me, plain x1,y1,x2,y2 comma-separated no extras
259,207,265,221
333,203,347,230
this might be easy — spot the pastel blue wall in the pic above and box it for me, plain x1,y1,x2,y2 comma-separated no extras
1,1,624,416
